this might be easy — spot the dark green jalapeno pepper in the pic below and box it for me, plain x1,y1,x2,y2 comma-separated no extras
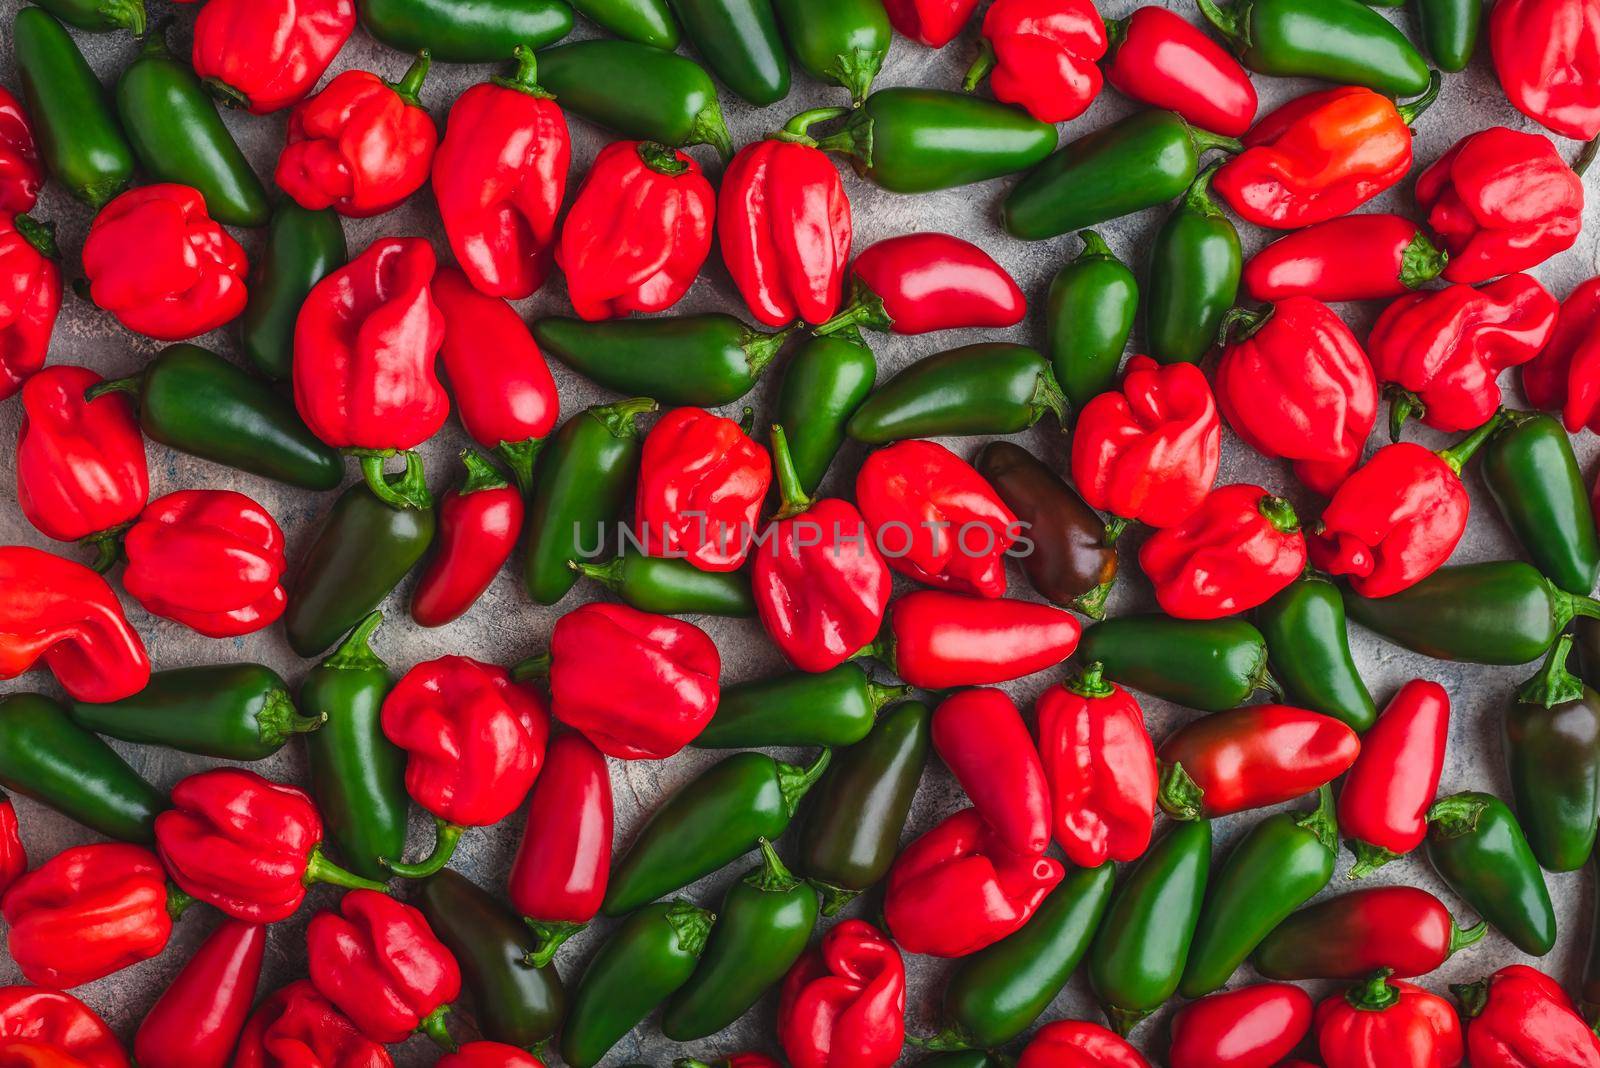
69,663,322,761
286,454,437,659
0,692,165,844
695,663,909,749
800,700,930,915
569,552,755,617
604,750,830,915
420,869,566,1048
357,0,572,62
1046,231,1137,410
114,28,269,228
524,398,656,606
1089,818,1212,1036
29,0,145,32
13,8,135,208
1343,560,1600,665
1256,574,1377,732
1180,786,1337,998
775,329,876,497
537,40,733,158
561,900,715,1068
1076,614,1279,712
669,0,789,105
571,0,679,47
1197,0,1432,95
88,344,344,491
1426,791,1556,956
1482,410,1600,597
241,204,347,381
1146,164,1241,366
1416,0,1479,72
1504,634,1600,873
661,838,818,1039
1003,110,1240,242
847,344,1067,444
772,0,891,104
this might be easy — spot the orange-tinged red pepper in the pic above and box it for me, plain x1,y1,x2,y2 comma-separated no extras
1138,484,1306,620
965,0,1106,124
192,0,356,114
234,980,392,1068
1456,964,1600,1067
1491,0,1600,140
0,986,129,1068
1315,973,1463,1068
931,689,1051,855
1522,276,1600,434
1339,680,1451,878
636,407,772,572
0,87,42,214
778,919,905,1068
0,211,60,401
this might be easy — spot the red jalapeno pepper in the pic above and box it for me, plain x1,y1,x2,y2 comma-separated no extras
0,87,42,214
778,919,906,1068
1522,276,1600,434
1338,680,1450,877
1017,1020,1150,1068
1243,215,1449,304
636,407,773,572
871,590,1081,689
964,0,1107,124
1256,886,1486,982
410,451,524,628
816,232,1025,337
1138,484,1305,620
135,919,266,1068
235,980,392,1068
0,211,60,402
0,795,24,898
1491,0,1600,140
1169,983,1313,1068
192,0,356,114
1159,705,1360,820
0,986,129,1068
883,0,980,46
1456,964,1600,1067
1315,972,1463,1068
1102,6,1257,137
931,688,1051,855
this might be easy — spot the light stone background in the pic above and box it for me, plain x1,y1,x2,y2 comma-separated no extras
0,1,1597,1063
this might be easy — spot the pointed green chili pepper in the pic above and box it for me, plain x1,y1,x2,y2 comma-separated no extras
772,0,891,104
1256,574,1377,732
569,552,755,617
357,0,572,62
241,204,347,381
846,344,1068,444
1504,634,1600,873
1481,410,1600,597
1426,791,1557,956
1146,163,1241,366
1196,0,1432,95
695,663,910,749
537,39,733,158
1416,0,1479,72
669,0,790,105
1076,614,1279,712
571,0,680,47
29,0,144,33
775,329,877,497
1047,231,1138,411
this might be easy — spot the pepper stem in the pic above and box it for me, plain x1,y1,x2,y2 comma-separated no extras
1449,916,1489,956
1396,71,1444,126
106,0,146,35
1030,367,1071,431
1216,306,1267,348
85,530,124,574
777,106,852,146
1348,969,1400,1012
1067,662,1115,700
166,884,195,920
570,557,626,594
418,1004,456,1051
258,688,327,747
1436,409,1505,475
1400,231,1449,290
769,424,814,520
388,51,431,106
83,374,143,404
742,323,799,379
323,611,386,672
962,40,997,93
749,836,802,893
690,102,735,162
1346,838,1402,879
12,214,57,259
663,900,716,957
1450,980,1489,1019
905,1031,972,1052
457,448,510,496
1194,0,1243,47
304,847,393,893
496,437,544,497
523,919,584,968
867,679,912,710
1576,134,1600,177
1073,579,1114,621
204,77,252,111
1183,163,1226,217
1517,633,1586,708
813,282,892,336
1157,761,1203,821
813,879,860,917
1294,784,1338,852
1257,494,1299,534
357,451,432,511
777,749,833,816
511,652,551,682
1076,229,1114,262
1426,792,1488,838
381,818,465,879
1187,124,1244,156
1387,387,1424,442
592,397,657,441
1562,589,1600,624
1103,1004,1151,1037
138,17,173,57
1103,516,1130,545
492,45,553,99
638,140,691,176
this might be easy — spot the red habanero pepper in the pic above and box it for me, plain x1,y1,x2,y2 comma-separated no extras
1017,1020,1150,1068
1456,964,1600,1067
0,211,61,401
0,546,149,703
1138,484,1306,620
883,0,980,47
155,767,389,924
636,407,773,572
720,135,851,328
1315,973,1463,1068
0,88,42,214
1102,7,1257,137
1491,0,1600,140
1169,983,1313,1068
963,0,1107,124
235,981,392,1068
1069,355,1221,528
1159,705,1360,820
1257,886,1487,981
0,986,129,1068
556,140,715,321
0,796,24,897
508,732,613,966
872,590,1082,689
1417,127,1585,285
440,1044,546,1068
433,48,570,300
410,451,524,628
81,184,249,342
931,689,1051,855
856,439,1018,599
1371,275,1558,435
1339,681,1450,877
1243,215,1449,304
0,843,178,990
276,52,436,218
1523,276,1600,434
816,232,1026,337
134,919,266,1068
192,0,357,114
121,489,288,638
778,919,905,1068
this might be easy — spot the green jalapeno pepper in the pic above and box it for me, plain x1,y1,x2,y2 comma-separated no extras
669,0,789,105
846,344,1067,444
772,0,891,104
571,0,679,47
0,692,165,844
1046,231,1137,410
1256,574,1377,732
569,552,755,617
357,0,572,62
695,664,909,749
1481,410,1600,597
1146,164,1241,366
775,329,876,497
1196,0,1432,95
241,204,347,381
1426,791,1557,956
29,0,145,33
1076,614,1279,712
1416,0,1479,72
1504,634,1600,873
537,40,733,158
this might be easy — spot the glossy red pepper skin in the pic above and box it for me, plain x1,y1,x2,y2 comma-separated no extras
0,545,149,703
235,980,393,1068
1070,355,1221,528
411,452,523,628
546,602,721,759
969,0,1106,124
777,919,905,1068
1457,964,1600,1067
121,489,287,637
440,1044,546,1068
1243,215,1448,304
0,986,129,1068
1159,705,1360,820
0,796,24,897
856,439,1018,598
1339,681,1449,876
879,591,1081,689
932,689,1051,855
81,184,249,341
134,919,266,1068
276,54,436,218
1139,484,1305,620
1017,1020,1150,1068
818,232,1025,336
1523,276,1600,434
0,211,61,401
1256,886,1486,981
1491,0,1600,139
1169,983,1312,1068
884,0,980,46
1315,975,1463,1068
0,843,173,989
1370,275,1558,434
720,137,851,327
636,407,773,572
1103,7,1256,137
556,140,714,321
192,0,356,114
0,87,42,213
1417,127,1584,285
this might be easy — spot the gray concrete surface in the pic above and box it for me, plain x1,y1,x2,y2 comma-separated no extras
1,1,1597,1063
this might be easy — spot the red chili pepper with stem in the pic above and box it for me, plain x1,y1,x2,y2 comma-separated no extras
815,232,1025,337
1159,705,1360,820
636,407,773,572
192,0,356,114
1454,964,1600,1067
1169,983,1314,1068
1523,276,1600,435
135,919,266,1068
779,920,905,1068
0,794,24,897
234,980,392,1068
1017,1020,1150,1068
1339,681,1450,877
1256,886,1487,981
1102,7,1257,137
1138,484,1306,620
883,0,981,46
411,451,524,628
963,0,1107,124
868,590,1081,689
1243,215,1449,303
932,688,1051,855
1315,972,1463,1068
0,211,61,401
1491,0,1600,140
0,986,129,1068
0,87,42,213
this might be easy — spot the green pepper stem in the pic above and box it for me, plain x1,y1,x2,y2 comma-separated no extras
749,836,802,893
867,678,912,710
1517,633,1586,708
512,652,551,682
1102,15,1127,48
812,879,860,917
1396,70,1444,127
1400,231,1449,290
1348,969,1400,1012
166,884,195,920
663,900,716,957
1194,0,1243,47
1294,784,1338,852
1426,792,1488,837
1449,917,1489,956
1183,163,1226,218
778,106,852,145
418,1004,456,1051
962,40,997,93
1066,661,1115,700
570,557,625,593
204,76,252,111
1076,229,1115,262
1255,663,1285,702
690,102,735,162
138,17,173,57
493,45,553,99
323,611,386,672
357,450,432,511
1257,494,1299,534
1387,387,1424,442
1346,838,1402,879
1436,409,1505,475
12,214,57,259
1216,305,1267,348
1451,979,1489,1019
304,847,393,893
904,1031,972,1052
1031,367,1071,430
1103,516,1130,545
811,109,873,166
829,48,882,107
523,919,585,968
382,818,465,879
107,0,146,34
743,323,799,379
813,281,892,336
852,630,895,675
258,688,327,747
1073,579,1115,621
1157,761,1204,821
84,529,125,574
769,424,814,520
777,749,833,816
738,406,756,435
1103,1004,1151,1037
592,397,657,441
1564,587,1600,625
388,51,431,106
457,448,510,496
638,140,691,176
1187,124,1244,156
83,374,143,404
496,437,544,498
1576,134,1600,177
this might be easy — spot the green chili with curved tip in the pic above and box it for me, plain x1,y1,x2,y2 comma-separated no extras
1195,0,1432,95
1481,410,1600,597
669,0,790,105
1504,634,1600,873
1047,231,1138,410
1146,163,1241,366
1076,614,1279,712
534,316,793,407
357,0,573,62
772,0,891,104
569,552,755,617
846,344,1068,444
1256,574,1377,732
696,663,909,749
571,0,680,47
242,204,347,381
537,40,733,159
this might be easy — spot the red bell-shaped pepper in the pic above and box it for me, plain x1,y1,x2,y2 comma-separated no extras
81,184,249,341
1259,886,1486,981
192,0,356,114
636,407,773,572
1315,973,1463,1068
135,919,266,1068
1102,7,1256,137
410,451,523,628
0,986,129,1068
1243,215,1449,304
1159,705,1360,820
439,1045,545,1068
778,919,906,1068
0,545,149,703
875,590,1081,689
1339,680,1450,877
856,439,1018,598
121,489,288,638
1017,1020,1150,1068
1138,484,1306,620
1491,0,1600,140
931,689,1051,855
0,87,42,214
964,0,1106,124
0,211,60,401
1417,127,1585,285
276,53,436,218
1035,666,1156,868
1170,983,1313,1068
556,140,715,321
884,0,980,46
1070,355,1221,528
816,232,1025,337
1371,275,1558,435
155,767,388,923
720,136,852,327
308,889,461,1047
1523,276,1600,434
1456,964,1600,1067
235,980,392,1068
1,843,177,989
0,795,24,898
433,49,570,300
